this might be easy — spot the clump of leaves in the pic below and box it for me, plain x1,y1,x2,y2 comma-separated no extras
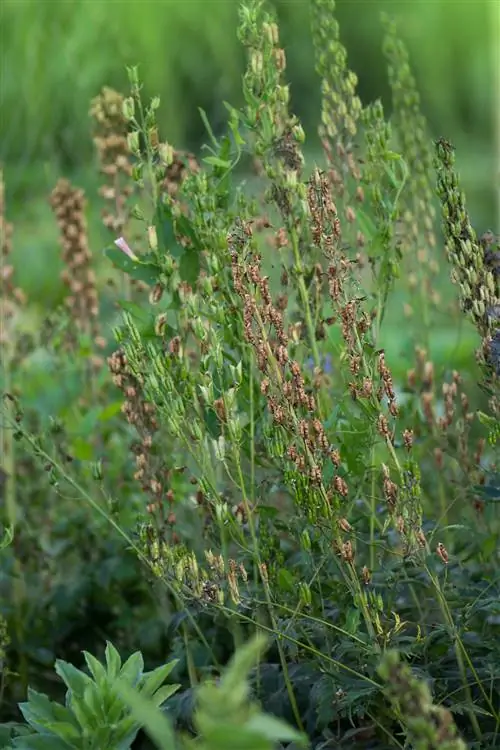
0,641,180,749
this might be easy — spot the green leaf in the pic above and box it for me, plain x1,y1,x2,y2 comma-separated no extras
175,214,200,250
21,690,73,728
117,680,177,750
104,247,159,286
139,660,179,698
217,635,268,698
150,684,181,708
83,652,107,686
203,156,232,169
119,651,145,686
109,715,140,747
245,714,308,745
178,246,200,285
82,683,107,724
41,722,80,742
54,661,92,698
154,198,186,260
105,641,122,680
345,608,361,635
13,735,73,750
277,569,296,593
66,692,97,732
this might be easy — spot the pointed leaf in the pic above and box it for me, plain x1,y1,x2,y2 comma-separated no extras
119,651,144,686
150,683,180,707
138,660,179,698
54,660,92,698
83,652,107,686
105,641,122,679
117,680,177,750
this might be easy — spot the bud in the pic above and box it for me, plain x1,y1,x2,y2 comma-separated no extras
127,131,140,155
122,97,135,121
300,529,311,551
92,460,103,481
126,65,140,88
159,143,174,166
148,225,158,252
250,51,264,76
298,582,312,607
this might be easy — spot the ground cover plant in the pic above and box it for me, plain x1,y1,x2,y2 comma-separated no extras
1,0,499,748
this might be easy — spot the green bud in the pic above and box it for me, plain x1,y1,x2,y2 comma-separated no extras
299,582,312,607
122,97,135,121
300,529,311,551
128,131,140,155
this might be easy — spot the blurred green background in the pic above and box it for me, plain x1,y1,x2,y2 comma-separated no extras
1,0,497,311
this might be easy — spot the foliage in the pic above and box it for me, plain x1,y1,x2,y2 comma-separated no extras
0,0,499,749
0,641,179,748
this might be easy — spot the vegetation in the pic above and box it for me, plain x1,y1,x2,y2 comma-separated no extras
1,0,499,747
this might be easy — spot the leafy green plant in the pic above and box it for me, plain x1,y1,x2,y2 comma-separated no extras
120,634,308,750
0,642,179,749
0,0,498,748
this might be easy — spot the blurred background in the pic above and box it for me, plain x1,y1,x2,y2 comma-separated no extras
1,0,497,308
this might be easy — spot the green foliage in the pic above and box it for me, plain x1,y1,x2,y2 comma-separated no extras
0,1,498,749
120,634,308,750
0,642,179,749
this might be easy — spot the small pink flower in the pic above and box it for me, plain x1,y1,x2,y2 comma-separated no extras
114,237,138,261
